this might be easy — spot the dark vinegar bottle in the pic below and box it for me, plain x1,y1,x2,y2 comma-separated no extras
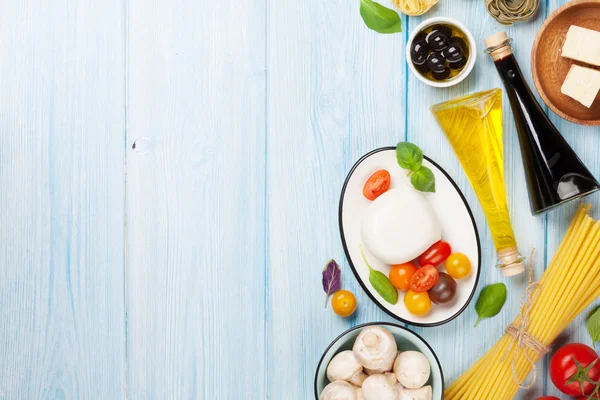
484,32,599,215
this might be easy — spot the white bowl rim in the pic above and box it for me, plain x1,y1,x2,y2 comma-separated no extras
313,321,445,400
406,17,477,88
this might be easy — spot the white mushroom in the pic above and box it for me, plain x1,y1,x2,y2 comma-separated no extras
393,351,431,389
353,326,397,374
361,374,399,400
327,350,368,386
356,388,363,400
319,380,358,400
398,385,432,400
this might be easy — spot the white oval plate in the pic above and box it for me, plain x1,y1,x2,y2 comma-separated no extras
339,147,481,326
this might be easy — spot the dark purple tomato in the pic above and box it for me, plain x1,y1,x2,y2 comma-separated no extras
428,273,457,304
426,52,446,74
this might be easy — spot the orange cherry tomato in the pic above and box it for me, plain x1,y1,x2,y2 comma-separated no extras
446,252,472,279
363,170,391,201
389,263,417,291
404,290,432,316
410,265,439,293
331,290,357,317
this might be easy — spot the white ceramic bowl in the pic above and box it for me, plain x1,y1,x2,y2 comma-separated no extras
314,323,444,399
406,17,476,88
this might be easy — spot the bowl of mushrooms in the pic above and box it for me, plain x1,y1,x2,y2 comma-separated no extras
314,322,443,400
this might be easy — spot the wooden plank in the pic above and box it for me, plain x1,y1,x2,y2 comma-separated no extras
544,1,600,398
405,3,549,399
0,1,126,398
125,0,267,398
265,0,406,397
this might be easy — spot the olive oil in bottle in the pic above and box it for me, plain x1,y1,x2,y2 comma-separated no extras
431,89,525,277
485,32,599,214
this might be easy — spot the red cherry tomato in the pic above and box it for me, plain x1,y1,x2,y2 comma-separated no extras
363,170,391,201
550,343,600,396
409,265,439,293
578,395,600,400
418,240,452,267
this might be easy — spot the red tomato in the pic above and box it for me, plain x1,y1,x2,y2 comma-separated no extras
363,170,391,201
409,265,439,292
578,395,600,400
550,343,600,396
418,240,452,267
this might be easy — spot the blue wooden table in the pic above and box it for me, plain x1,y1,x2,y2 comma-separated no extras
1,0,598,398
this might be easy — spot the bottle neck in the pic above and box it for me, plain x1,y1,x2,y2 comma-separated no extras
485,38,514,62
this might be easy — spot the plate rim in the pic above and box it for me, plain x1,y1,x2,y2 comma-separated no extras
313,321,445,400
531,0,600,126
338,146,482,327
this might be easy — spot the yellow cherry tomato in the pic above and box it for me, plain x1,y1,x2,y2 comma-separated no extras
446,252,472,279
331,290,357,317
404,290,432,316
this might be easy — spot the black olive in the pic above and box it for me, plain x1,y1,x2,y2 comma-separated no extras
414,32,428,43
429,24,452,38
426,52,447,73
432,67,451,80
415,62,430,74
448,57,467,70
426,31,449,51
450,37,467,50
411,40,430,65
443,42,464,63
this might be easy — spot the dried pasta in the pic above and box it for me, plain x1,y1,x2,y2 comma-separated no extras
445,204,600,400
392,0,438,16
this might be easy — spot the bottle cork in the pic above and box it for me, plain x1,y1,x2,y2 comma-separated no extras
497,246,525,276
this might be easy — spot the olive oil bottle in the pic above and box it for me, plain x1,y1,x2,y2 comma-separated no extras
431,89,525,277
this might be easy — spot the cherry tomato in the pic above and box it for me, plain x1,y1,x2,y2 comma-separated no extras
550,343,600,396
578,394,600,400
410,265,439,293
428,272,457,304
331,290,357,318
418,240,452,267
389,263,417,291
446,252,472,279
404,290,432,316
363,170,391,201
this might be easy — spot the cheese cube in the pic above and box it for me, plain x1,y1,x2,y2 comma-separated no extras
561,64,600,108
562,25,600,67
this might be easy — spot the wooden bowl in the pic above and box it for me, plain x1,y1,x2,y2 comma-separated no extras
532,0,600,125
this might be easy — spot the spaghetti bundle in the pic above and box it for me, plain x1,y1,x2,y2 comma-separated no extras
445,204,600,400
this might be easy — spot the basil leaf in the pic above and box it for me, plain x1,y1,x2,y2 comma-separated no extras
474,283,507,327
587,307,600,344
361,246,398,305
396,142,423,171
360,0,402,34
411,166,436,193
369,269,399,305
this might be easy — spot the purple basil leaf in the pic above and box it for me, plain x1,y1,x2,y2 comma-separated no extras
322,260,342,307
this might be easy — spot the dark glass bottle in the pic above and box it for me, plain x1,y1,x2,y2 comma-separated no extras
485,32,599,215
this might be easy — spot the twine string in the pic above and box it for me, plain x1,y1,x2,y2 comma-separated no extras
501,248,550,390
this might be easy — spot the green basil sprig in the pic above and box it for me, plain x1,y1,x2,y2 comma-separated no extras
396,142,436,193
361,246,399,305
587,307,600,344
360,0,402,34
474,283,507,327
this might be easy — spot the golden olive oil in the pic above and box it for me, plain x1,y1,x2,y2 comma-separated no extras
431,89,524,276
